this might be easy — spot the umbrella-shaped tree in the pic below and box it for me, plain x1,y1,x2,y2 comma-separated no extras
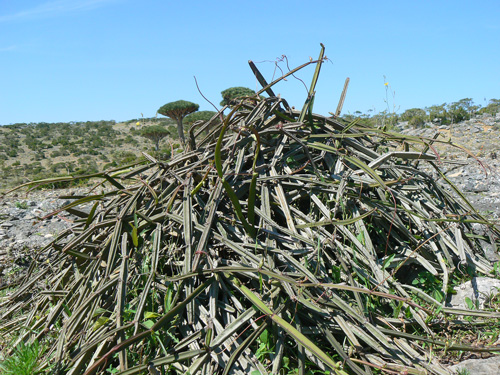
220,87,257,106
158,100,199,146
140,125,171,151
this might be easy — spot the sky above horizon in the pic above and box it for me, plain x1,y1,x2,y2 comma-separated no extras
1,0,499,125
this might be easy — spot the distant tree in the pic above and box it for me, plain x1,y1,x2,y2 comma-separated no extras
426,103,447,124
140,125,171,151
456,98,476,120
184,111,218,135
184,111,217,126
220,87,257,106
167,125,179,140
112,151,139,166
401,108,426,127
157,100,199,146
400,108,426,122
341,113,356,122
479,99,500,116
446,101,468,124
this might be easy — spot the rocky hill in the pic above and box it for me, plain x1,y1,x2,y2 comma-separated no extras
0,118,178,191
397,112,500,220
1,114,500,374
1,113,499,269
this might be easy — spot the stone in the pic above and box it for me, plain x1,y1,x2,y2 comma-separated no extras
479,239,500,262
450,355,500,375
463,181,489,193
447,277,500,310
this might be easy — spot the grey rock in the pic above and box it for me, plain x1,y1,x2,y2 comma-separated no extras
471,223,488,235
447,277,500,310
463,181,489,193
479,239,499,262
450,355,500,375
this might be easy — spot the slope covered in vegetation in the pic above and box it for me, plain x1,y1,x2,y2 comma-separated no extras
1,45,499,375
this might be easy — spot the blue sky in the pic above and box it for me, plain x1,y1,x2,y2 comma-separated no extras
1,0,499,124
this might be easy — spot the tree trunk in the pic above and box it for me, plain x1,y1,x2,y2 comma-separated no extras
176,119,186,146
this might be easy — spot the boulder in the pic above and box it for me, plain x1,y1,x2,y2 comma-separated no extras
447,277,500,310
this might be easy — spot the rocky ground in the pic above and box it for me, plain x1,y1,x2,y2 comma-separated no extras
0,115,499,374
398,112,500,224
0,187,94,280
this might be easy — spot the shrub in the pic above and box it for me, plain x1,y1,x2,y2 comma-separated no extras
2,47,499,375
408,115,425,127
0,340,47,375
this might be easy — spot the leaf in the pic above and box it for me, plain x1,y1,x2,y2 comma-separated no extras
92,316,110,331
296,208,376,228
465,297,475,310
130,225,138,247
382,254,396,270
144,312,161,319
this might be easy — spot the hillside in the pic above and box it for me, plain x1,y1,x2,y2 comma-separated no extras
1,111,500,193
0,118,179,191
1,98,500,375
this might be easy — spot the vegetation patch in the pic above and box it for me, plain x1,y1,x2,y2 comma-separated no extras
1,45,499,374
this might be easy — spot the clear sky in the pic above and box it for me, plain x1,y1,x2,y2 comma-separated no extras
1,0,499,125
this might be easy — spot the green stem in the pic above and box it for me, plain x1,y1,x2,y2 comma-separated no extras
299,43,325,123
215,108,255,237
247,128,260,228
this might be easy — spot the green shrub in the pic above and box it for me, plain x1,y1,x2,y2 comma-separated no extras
479,99,500,117
0,340,47,375
408,115,425,127
112,151,139,166
6,149,18,157
15,201,29,209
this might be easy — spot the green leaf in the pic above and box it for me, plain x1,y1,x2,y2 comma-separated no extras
84,201,99,230
144,311,161,319
259,329,269,345
296,208,376,228
131,224,138,247
382,254,396,270
228,275,347,374
92,316,110,331
164,282,174,312
465,297,475,310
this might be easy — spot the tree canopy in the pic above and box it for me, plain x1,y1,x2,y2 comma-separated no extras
400,108,426,127
426,103,447,123
220,87,257,106
184,110,217,126
480,98,500,116
446,101,468,124
140,125,171,151
158,100,199,146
